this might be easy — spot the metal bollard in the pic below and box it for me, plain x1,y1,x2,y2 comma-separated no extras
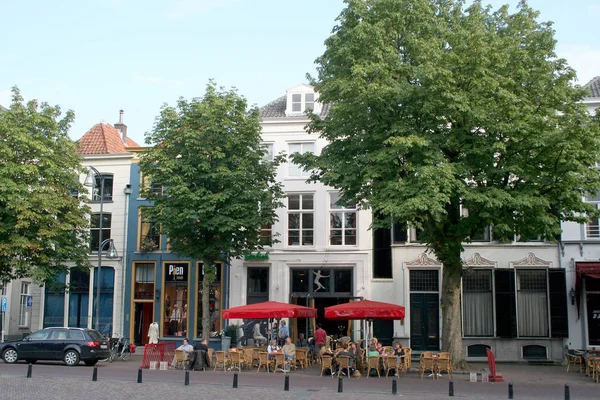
233,372,238,388
338,375,343,393
137,368,143,383
284,373,290,391
508,382,514,399
92,366,98,381
26,363,32,378
449,380,454,397
184,370,189,386
565,384,570,400
392,378,397,395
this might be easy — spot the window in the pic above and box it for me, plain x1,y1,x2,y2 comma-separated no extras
164,262,189,337
462,270,494,336
0,282,5,296
90,213,111,252
329,193,357,245
288,194,314,246
288,142,314,177
517,269,548,337
410,270,439,292
292,93,302,112
91,174,113,202
471,226,491,242
134,263,155,300
44,273,66,328
68,268,90,328
139,208,160,252
288,92,317,114
92,267,114,335
392,222,408,243
247,267,269,304
305,93,314,111
28,330,50,340
140,172,163,197
260,224,272,246
19,282,30,326
197,263,222,338
261,143,274,162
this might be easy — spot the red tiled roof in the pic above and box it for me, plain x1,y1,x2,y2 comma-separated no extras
76,122,140,155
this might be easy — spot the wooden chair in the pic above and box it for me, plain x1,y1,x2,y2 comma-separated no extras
336,356,352,377
174,349,187,370
383,346,394,355
273,353,286,373
436,352,453,379
320,355,334,377
593,358,600,383
243,347,256,368
383,355,397,377
419,352,435,379
565,351,583,373
213,351,229,372
256,351,272,373
403,348,412,372
295,348,308,369
366,356,380,378
229,350,244,372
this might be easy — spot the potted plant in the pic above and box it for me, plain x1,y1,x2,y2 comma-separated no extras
140,237,158,253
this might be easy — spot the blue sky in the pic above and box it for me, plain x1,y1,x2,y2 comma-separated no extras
1,0,599,145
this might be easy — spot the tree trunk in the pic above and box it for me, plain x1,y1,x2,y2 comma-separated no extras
440,259,468,370
202,275,211,341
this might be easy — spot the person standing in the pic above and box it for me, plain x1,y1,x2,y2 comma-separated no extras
315,323,327,363
147,321,159,344
278,320,289,345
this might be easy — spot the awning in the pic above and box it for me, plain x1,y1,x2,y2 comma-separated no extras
575,262,600,318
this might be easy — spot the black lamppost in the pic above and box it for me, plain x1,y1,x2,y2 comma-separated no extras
84,166,118,331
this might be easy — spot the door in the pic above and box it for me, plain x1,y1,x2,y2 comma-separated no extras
17,329,51,360
587,293,600,346
410,293,439,351
134,302,153,346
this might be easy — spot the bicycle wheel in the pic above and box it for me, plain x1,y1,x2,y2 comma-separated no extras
121,349,132,361
108,346,118,363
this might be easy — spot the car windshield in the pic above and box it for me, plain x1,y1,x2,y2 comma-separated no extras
87,330,105,341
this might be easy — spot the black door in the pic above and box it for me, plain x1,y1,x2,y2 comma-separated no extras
587,293,600,346
410,293,439,351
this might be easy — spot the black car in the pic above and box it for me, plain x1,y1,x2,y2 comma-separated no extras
0,327,110,366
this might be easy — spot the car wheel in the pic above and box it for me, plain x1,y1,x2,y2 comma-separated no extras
25,359,37,364
2,348,18,364
63,350,80,366
84,359,98,366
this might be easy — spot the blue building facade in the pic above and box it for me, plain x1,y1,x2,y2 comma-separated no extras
124,161,229,346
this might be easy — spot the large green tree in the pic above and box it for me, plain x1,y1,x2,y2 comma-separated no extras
139,82,285,339
0,88,91,283
294,0,600,366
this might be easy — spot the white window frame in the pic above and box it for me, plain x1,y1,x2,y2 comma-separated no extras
329,193,357,246
585,202,600,239
288,142,314,177
261,142,274,162
287,193,314,247
19,282,30,327
286,91,321,115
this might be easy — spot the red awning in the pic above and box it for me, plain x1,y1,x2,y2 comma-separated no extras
576,262,600,275
324,299,405,321
222,301,317,319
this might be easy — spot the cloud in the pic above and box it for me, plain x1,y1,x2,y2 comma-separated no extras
167,0,238,19
557,44,600,85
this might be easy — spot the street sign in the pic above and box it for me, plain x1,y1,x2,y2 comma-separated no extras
1,297,6,312
26,295,32,309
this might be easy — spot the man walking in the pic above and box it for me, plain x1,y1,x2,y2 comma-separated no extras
315,323,327,363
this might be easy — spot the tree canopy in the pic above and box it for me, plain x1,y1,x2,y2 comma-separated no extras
0,87,91,283
294,0,600,365
139,81,285,338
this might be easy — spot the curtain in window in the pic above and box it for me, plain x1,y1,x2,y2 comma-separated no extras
518,291,548,337
463,292,494,336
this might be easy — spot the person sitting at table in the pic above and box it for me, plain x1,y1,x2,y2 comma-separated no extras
171,338,194,368
188,339,210,370
376,342,385,355
320,345,334,358
350,341,361,370
282,337,296,371
393,342,405,357
267,339,280,360
253,322,267,346
367,344,380,358
296,333,308,348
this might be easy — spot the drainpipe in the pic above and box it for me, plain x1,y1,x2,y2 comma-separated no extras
121,184,132,335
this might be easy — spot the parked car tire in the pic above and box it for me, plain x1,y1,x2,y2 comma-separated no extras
84,359,98,366
63,350,80,366
2,348,18,364
25,359,37,364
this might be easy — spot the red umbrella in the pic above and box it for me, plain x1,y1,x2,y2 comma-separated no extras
324,299,405,320
222,300,317,319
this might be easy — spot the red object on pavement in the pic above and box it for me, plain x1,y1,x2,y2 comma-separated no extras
140,342,176,369
324,299,405,320
486,348,504,382
222,300,317,319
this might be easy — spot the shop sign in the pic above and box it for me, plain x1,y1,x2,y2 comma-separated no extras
165,263,188,281
244,252,269,261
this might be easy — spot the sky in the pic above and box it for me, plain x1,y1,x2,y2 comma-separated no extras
1,0,599,146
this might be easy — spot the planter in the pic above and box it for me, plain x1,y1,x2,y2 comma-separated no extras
221,336,231,350
208,338,221,351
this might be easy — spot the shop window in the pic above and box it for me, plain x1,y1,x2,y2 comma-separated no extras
44,273,66,328
197,263,222,338
334,270,352,293
164,262,189,337
92,267,114,335
134,263,155,300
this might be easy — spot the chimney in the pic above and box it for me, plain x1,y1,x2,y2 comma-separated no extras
114,109,128,144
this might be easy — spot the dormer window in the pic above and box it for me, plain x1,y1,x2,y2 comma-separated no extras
285,84,320,116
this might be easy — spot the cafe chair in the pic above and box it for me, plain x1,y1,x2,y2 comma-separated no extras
419,352,435,379
565,351,583,373
336,355,352,377
320,355,334,377
213,351,229,372
436,352,453,379
256,351,272,373
366,356,380,378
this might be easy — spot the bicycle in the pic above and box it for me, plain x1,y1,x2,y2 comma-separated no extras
111,336,132,362
99,334,120,363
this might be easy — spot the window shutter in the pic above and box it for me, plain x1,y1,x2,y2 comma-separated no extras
548,269,568,338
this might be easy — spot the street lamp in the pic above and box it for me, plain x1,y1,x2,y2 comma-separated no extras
84,166,118,331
